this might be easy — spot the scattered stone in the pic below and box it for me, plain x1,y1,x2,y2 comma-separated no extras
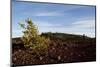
40,57,43,60
58,56,61,60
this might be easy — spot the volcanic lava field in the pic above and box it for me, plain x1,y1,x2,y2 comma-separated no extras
12,33,96,66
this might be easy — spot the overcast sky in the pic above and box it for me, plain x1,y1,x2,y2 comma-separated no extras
12,0,96,38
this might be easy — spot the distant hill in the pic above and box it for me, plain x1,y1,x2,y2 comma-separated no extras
12,37,22,44
12,32,95,44
41,32,93,40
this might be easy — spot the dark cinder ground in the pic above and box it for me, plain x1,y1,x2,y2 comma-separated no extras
12,33,96,66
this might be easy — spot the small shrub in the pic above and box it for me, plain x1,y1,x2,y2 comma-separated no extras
19,18,50,58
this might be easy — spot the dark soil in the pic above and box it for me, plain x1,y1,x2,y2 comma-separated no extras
12,33,96,66
12,40,96,66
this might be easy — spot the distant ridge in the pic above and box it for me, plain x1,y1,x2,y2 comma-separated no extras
12,32,95,44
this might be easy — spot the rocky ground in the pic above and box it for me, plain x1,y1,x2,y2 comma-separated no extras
12,39,96,66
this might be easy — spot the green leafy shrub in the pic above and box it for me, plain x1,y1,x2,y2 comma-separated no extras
19,18,50,58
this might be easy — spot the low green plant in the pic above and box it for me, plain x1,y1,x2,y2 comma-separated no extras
19,18,50,58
